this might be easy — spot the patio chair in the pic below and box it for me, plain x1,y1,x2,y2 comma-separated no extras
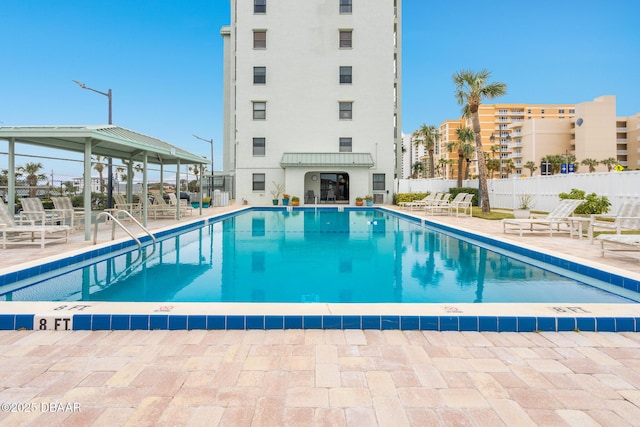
588,200,640,243
326,189,336,202
149,194,176,219
19,197,62,226
51,196,85,229
304,190,316,204
405,193,441,211
424,193,451,215
167,193,192,217
502,199,583,237
597,234,640,263
428,193,467,216
0,199,70,249
399,193,431,209
451,193,474,217
113,193,141,218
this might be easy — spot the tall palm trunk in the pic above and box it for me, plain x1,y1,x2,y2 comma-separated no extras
470,108,490,212
457,152,464,188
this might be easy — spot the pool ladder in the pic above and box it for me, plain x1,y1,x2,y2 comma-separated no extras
94,210,156,257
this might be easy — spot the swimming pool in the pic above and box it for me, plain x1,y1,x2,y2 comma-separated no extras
1,207,640,332
1,208,637,304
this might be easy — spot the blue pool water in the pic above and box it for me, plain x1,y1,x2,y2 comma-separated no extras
0,209,637,304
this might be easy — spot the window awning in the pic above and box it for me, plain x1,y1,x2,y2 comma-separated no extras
280,152,374,167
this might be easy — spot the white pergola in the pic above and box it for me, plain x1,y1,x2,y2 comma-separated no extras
0,125,208,241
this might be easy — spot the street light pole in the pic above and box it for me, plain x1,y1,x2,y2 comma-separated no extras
73,80,114,209
193,134,214,197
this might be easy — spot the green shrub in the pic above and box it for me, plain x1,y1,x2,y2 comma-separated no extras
558,188,611,215
395,192,429,205
450,187,479,206
71,193,107,210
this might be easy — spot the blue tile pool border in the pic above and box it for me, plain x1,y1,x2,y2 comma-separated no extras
30,313,624,332
1,206,639,332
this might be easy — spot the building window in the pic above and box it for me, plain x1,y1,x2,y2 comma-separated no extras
373,174,385,191
541,109,545,114
253,101,266,120
254,0,266,13
339,0,352,13
339,66,352,84
569,109,575,114
339,30,352,48
253,138,265,156
253,30,266,49
253,66,266,84
558,109,565,114
339,137,352,152
252,173,265,191
339,102,352,120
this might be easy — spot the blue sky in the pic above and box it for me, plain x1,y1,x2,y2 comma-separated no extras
1,0,639,181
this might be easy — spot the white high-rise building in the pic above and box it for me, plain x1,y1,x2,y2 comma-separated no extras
221,0,402,205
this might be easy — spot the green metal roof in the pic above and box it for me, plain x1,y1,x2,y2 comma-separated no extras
280,152,374,167
0,125,207,165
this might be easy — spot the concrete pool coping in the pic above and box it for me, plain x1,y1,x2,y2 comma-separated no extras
1,205,639,332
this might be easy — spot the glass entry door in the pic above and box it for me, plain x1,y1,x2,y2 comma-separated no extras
320,173,349,202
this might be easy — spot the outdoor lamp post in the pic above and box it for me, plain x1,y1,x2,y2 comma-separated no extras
73,80,114,209
192,134,214,197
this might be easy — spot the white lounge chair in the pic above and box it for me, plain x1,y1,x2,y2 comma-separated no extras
597,234,640,263
588,200,640,243
406,193,441,211
51,196,85,229
502,199,583,237
19,197,62,226
424,193,451,215
399,193,432,209
0,199,70,249
167,193,193,217
113,194,141,218
451,193,474,217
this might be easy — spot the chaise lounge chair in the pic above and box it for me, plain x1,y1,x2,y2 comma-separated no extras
0,199,70,248
51,196,85,229
587,200,640,243
404,193,441,211
502,199,583,237
19,197,62,226
167,193,193,217
597,234,640,263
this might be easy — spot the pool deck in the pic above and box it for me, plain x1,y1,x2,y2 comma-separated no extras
1,205,640,425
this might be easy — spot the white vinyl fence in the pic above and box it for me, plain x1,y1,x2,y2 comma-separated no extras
395,170,640,213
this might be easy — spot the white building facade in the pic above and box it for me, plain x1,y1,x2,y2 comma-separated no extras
221,0,402,205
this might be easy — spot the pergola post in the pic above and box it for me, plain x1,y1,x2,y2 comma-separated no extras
7,138,15,216
83,138,93,241
142,152,148,227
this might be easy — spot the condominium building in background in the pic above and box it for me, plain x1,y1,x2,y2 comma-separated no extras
221,0,402,204
404,95,639,180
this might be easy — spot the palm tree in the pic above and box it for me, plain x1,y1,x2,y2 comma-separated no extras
447,126,475,187
453,69,507,212
92,156,106,194
411,161,424,179
600,157,617,172
503,159,516,177
412,124,440,178
18,162,46,197
541,155,563,175
524,161,537,176
580,158,599,173
486,158,501,178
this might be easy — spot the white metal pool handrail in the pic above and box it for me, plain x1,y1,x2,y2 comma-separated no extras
93,210,156,253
